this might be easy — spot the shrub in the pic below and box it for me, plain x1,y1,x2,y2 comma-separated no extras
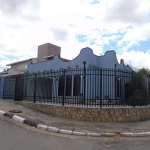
129,89,144,106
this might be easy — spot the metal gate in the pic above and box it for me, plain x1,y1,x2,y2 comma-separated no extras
14,75,24,101
3,76,16,99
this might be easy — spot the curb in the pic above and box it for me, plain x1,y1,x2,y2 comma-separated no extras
24,119,38,128
4,112,14,118
87,133,101,137
0,109,149,138
37,124,48,131
59,129,73,135
73,131,87,136
120,132,150,137
13,115,25,123
101,133,116,137
47,126,59,133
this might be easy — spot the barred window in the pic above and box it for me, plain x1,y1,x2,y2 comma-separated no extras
73,75,81,96
65,75,72,96
58,76,65,96
117,79,121,98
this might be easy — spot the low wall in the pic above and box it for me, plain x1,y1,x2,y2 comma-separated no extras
16,102,150,122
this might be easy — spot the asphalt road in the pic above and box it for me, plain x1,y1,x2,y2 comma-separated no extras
1,117,150,150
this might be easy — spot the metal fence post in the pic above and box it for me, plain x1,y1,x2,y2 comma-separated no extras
14,76,17,101
83,61,86,104
115,64,117,100
34,73,37,103
3,78,5,100
132,71,135,107
100,68,102,108
62,69,65,106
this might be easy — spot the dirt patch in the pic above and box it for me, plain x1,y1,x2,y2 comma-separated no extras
9,109,23,113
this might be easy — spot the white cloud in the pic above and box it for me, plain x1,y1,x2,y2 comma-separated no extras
0,0,41,19
117,50,150,70
117,23,150,51
50,25,68,41
102,0,150,24
0,0,150,70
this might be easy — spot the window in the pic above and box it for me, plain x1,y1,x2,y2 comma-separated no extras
117,78,121,98
24,64,27,68
65,76,72,96
73,75,81,96
58,76,65,96
58,75,81,97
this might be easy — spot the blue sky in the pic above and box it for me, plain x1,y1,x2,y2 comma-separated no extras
0,0,150,71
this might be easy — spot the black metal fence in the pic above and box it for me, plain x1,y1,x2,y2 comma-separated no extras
3,67,149,107
149,81,150,98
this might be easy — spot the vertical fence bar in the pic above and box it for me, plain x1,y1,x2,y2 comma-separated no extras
83,61,86,104
115,64,117,100
24,73,28,101
108,68,110,106
3,78,5,100
132,71,135,107
95,67,96,107
14,76,17,101
86,68,88,108
62,69,65,106
21,75,23,101
3,78,5,99
106,68,108,107
89,67,91,107
34,73,37,103
100,68,102,108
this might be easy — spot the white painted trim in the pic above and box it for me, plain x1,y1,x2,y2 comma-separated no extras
13,115,25,123
37,124,48,131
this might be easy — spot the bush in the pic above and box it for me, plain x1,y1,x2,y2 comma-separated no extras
129,89,144,106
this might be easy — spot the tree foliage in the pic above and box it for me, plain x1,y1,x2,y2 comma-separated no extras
137,67,150,79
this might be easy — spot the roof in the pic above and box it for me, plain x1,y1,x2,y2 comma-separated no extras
6,58,35,66
0,71,8,77
43,55,70,61
60,57,70,61
43,55,54,59
0,72,27,77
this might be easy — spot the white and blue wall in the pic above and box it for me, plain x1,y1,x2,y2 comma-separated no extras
27,48,132,73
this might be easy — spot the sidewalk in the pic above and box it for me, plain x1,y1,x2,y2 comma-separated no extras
0,99,150,134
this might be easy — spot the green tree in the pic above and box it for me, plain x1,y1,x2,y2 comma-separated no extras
137,67,150,79
139,68,150,103
128,72,145,106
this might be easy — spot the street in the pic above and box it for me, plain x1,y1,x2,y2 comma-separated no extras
0,117,106,150
0,117,150,150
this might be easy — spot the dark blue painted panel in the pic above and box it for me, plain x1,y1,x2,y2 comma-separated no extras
0,77,4,99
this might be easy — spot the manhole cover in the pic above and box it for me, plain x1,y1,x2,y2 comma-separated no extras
9,110,23,113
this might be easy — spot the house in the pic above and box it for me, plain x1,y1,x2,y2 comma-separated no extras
2,43,133,105
1,43,68,100
28,43,132,73
6,58,37,76
24,43,132,103
0,54,38,99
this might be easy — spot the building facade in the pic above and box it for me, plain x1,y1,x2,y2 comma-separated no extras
28,47,132,73
2,43,133,105
24,45,133,102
